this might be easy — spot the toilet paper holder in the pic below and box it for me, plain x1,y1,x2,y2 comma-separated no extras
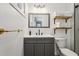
0,28,22,35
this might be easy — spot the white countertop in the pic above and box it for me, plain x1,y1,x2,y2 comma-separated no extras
24,35,54,38
24,35,65,40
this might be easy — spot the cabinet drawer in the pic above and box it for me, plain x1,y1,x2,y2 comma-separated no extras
24,37,54,44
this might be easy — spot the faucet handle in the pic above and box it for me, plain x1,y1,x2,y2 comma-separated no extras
41,33,43,35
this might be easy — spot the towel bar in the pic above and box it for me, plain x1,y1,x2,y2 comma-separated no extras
0,28,22,35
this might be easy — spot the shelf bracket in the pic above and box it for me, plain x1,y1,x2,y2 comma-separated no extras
65,29,67,34
54,18,56,24
65,19,67,23
54,29,56,34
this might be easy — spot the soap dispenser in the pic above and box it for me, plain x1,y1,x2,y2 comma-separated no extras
29,30,31,35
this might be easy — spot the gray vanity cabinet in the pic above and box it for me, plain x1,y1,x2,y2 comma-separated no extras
24,37,55,56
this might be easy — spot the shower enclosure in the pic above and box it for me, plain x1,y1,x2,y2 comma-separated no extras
74,3,79,55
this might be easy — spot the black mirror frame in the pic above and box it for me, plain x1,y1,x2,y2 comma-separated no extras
28,13,50,28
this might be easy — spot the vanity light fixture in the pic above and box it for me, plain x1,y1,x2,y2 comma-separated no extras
34,4,45,8
32,4,48,13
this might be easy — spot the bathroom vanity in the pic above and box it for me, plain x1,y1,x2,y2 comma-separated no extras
24,35,55,56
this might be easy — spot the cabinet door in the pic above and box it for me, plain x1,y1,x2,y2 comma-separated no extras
45,44,54,56
34,44,44,56
24,44,34,56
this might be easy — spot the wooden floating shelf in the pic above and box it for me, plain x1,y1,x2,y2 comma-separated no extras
54,27,72,34
54,16,72,23
54,27,72,29
54,16,72,20
53,15,72,34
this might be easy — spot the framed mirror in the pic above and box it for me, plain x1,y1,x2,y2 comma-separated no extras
28,13,50,28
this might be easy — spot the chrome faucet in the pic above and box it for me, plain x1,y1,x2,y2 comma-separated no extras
36,29,43,35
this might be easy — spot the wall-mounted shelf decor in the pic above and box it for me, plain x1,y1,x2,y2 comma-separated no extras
54,27,72,34
54,15,72,34
54,16,72,24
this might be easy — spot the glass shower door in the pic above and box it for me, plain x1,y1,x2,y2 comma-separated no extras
75,3,79,55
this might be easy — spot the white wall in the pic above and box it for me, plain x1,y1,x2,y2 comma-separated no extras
0,3,74,56
25,3,74,50
0,3,25,56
